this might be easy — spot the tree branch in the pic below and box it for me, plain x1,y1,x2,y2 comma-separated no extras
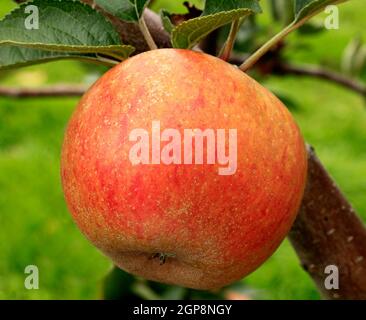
276,63,366,97
231,55,366,98
80,0,171,53
0,85,87,98
289,145,366,299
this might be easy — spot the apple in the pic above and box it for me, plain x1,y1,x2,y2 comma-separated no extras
61,49,307,290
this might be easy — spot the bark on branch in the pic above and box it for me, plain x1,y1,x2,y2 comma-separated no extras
276,63,366,97
289,146,366,299
80,0,171,53
230,55,366,98
0,85,87,98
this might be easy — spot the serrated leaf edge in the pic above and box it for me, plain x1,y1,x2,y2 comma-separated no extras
171,8,253,49
295,0,348,23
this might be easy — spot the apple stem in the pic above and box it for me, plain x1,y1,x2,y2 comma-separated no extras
219,19,240,62
139,16,158,51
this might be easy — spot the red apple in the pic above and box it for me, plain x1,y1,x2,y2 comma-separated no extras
61,49,307,290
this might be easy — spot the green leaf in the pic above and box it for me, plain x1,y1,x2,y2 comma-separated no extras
202,0,261,16
160,9,174,34
95,0,150,22
294,0,348,23
135,0,150,18
268,0,295,25
0,0,135,64
159,3,203,34
95,0,138,22
0,46,110,71
240,0,349,71
172,0,261,49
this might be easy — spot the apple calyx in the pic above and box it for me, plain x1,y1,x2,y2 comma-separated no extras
150,252,177,265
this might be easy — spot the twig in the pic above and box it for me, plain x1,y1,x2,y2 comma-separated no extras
238,0,341,72
239,24,294,71
0,85,87,98
275,63,366,97
231,54,366,98
219,19,240,61
81,1,168,53
289,145,366,300
138,16,158,50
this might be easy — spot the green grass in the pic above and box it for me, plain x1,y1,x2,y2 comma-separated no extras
0,95,111,299
0,0,365,300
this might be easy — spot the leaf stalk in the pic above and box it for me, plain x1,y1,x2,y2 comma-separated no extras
219,19,240,61
139,16,158,50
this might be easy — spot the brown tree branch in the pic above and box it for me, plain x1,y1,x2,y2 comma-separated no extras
231,55,366,98
0,85,87,98
289,145,366,299
79,0,171,53
275,63,366,97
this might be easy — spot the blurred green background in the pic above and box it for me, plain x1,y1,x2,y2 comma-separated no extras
0,0,365,299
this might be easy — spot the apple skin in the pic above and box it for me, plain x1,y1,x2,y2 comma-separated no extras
61,49,307,290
